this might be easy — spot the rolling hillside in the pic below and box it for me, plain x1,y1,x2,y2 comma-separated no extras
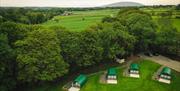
102,2,144,7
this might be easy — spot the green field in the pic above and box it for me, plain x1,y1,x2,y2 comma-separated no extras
173,19,180,31
42,9,119,31
42,9,180,32
81,60,180,91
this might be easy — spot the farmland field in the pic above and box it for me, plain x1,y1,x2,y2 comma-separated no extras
42,9,180,32
42,9,120,31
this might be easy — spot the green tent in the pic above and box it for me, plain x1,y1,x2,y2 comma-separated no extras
107,68,117,76
130,63,139,70
74,74,87,87
161,67,171,75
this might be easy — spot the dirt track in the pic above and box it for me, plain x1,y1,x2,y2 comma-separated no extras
140,55,180,72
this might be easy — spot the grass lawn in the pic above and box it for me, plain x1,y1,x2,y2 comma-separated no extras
81,60,180,91
42,15,103,32
26,59,180,91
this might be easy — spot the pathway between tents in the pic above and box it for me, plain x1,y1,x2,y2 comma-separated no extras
140,55,180,72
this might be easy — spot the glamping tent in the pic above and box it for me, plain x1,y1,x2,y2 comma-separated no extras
158,67,171,84
73,74,87,88
106,68,117,84
69,74,87,91
129,63,140,78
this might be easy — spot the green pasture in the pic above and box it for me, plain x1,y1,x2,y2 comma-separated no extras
42,9,119,31
42,9,180,32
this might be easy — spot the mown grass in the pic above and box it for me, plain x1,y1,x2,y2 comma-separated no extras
43,15,103,32
26,60,180,91
81,60,180,91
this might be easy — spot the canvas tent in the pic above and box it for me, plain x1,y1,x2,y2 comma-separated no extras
106,68,117,84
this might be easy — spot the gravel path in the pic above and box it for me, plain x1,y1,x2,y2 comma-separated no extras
99,72,107,84
140,54,180,72
152,66,164,80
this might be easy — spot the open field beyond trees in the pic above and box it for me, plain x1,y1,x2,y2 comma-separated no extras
42,9,120,31
42,8,180,32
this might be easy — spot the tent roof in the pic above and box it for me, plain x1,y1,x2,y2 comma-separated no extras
107,68,117,76
74,74,87,86
130,63,139,70
161,67,171,75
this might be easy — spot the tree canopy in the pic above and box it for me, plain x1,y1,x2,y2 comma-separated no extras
15,29,68,82
0,7,179,91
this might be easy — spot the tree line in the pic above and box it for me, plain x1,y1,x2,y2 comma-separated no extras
0,8,64,24
0,8,179,91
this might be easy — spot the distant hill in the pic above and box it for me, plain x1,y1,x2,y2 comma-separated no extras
102,2,144,7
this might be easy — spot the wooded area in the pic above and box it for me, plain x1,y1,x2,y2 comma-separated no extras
0,5,180,91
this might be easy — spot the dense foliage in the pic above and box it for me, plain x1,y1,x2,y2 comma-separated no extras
0,22,31,91
0,34,16,91
155,18,180,57
0,8,64,24
15,29,68,82
0,7,179,91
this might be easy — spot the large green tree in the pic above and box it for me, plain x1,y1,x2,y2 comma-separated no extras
0,22,30,91
56,30,82,66
0,34,16,91
56,29,103,67
15,29,68,82
0,22,30,46
117,9,157,52
155,18,180,57
77,30,103,66
99,22,135,59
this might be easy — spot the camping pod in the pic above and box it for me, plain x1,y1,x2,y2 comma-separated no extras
106,68,117,84
68,74,87,91
158,67,171,84
72,74,87,88
129,63,140,78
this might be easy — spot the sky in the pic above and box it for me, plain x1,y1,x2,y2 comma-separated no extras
0,0,180,7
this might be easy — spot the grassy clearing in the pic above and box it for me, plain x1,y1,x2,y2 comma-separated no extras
81,60,180,91
26,59,180,91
